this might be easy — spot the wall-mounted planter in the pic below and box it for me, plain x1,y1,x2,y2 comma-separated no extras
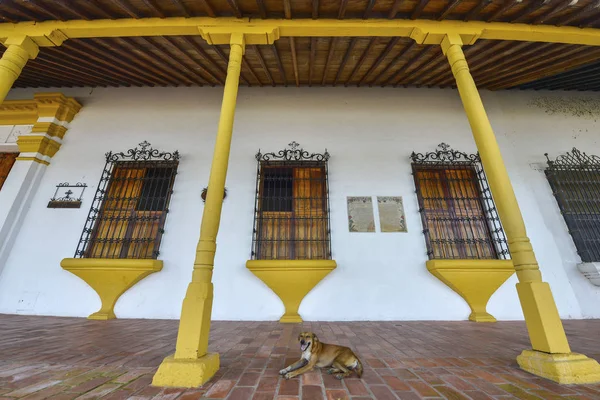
61,258,163,320
246,259,336,323
426,259,514,322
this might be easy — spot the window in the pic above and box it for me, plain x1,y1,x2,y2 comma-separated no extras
411,143,509,260
0,153,18,191
545,148,600,262
75,142,179,259
251,142,331,260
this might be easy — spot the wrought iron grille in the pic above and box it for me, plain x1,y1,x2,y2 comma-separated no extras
545,148,600,262
75,141,180,259
251,141,331,260
0,152,18,192
410,143,509,260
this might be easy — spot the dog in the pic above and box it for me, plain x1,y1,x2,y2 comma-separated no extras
279,332,363,380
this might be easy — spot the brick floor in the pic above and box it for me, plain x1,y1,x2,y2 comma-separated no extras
0,315,600,399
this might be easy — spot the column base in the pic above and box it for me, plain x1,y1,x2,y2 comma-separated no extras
152,353,220,388
517,350,600,384
469,311,496,322
280,313,302,323
88,311,116,320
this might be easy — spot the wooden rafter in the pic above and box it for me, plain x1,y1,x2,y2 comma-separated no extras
411,0,430,20
226,0,242,18
393,47,437,87
438,0,463,21
388,0,406,19
373,42,416,86
322,38,337,85
283,0,292,19
256,0,268,19
363,0,377,19
138,37,206,85
532,0,574,24
109,0,140,18
289,37,299,87
253,46,274,86
139,0,166,18
312,0,319,19
181,37,227,81
513,0,548,24
345,38,376,86
487,0,520,22
163,36,222,85
358,37,400,86
309,38,317,86
465,0,492,21
272,43,287,86
338,0,349,19
171,0,191,17
557,1,600,26
333,37,357,86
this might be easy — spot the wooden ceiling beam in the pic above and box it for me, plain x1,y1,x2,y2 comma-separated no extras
542,71,600,90
521,63,600,88
465,0,492,21
363,0,377,19
52,1,93,20
1,1,40,21
92,38,179,85
272,43,288,86
241,55,262,86
226,0,243,18
379,44,424,86
24,1,66,20
371,41,416,86
512,0,548,23
139,0,166,18
252,45,275,86
388,0,406,19
532,0,576,24
289,38,299,86
312,0,319,19
411,0,430,20
438,0,463,21
73,39,171,86
338,0,349,19
57,43,153,86
333,37,357,86
163,36,223,85
256,0,268,19
322,38,337,85
109,0,140,18
488,47,600,89
36,51,123,86
309,38,317,86
487,0,520,22
284,0,292,19
345,37,376,86
171,0,191,17
392,47,437,87
145,37,211,85
556,1,600,26
119,37,195,86
26,58,111,87
181,37,228,81
358,37,400,86
78,1,114,19
137,37,206,85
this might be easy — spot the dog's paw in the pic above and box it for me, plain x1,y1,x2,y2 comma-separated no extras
284,373,293,380
279,369,287,376
326,368,336,375
334,374,344,380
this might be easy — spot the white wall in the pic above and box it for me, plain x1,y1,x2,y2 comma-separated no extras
0,86,598,321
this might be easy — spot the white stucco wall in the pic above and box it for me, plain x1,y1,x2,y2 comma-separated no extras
0,86,598,321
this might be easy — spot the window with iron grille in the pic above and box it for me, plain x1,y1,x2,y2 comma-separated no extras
75,141,179,259
0,153,18,192
251,142,331,260
545,148,600,262
410,143,509,260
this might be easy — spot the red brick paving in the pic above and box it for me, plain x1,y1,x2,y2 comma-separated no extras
1,315,600,399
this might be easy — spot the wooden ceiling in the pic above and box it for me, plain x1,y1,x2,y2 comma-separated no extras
2,0,600,91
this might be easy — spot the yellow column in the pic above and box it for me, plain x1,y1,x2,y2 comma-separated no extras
0,37,39,103
152,33,245,388
441,34,600,384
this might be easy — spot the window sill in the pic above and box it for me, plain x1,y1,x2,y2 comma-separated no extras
576,262,600,287
426,259,514,322
246,259,336,323
61,258,163,320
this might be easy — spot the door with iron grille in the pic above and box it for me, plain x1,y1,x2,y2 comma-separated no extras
75,142,179,260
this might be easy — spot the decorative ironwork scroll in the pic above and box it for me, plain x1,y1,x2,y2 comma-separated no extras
74,142,180,259
251,142,332,260
411,143,510,260
545,148,600,262
47,182,87,208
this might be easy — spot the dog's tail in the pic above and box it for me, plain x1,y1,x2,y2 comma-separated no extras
354,358,363,378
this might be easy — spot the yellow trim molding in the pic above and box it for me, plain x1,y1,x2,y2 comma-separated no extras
426,259,514,322
1,17,600,47
61,258,163,320
0,99,37,125
517,350,600,384
246,259,336,323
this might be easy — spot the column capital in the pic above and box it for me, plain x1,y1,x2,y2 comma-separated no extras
441,34,463,55
3,36,39,59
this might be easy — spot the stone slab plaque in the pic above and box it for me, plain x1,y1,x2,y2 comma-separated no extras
377,196,407,232
347,197,375,233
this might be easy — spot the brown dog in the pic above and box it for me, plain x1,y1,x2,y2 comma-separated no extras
279,332,363,380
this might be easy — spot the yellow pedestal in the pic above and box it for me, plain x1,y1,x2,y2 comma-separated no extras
517,350,600,384
426,259,514,322
246,260,336,323
152,353,220,388
61,258,162,320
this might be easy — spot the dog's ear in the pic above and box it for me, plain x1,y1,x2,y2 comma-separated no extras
297,333,302,342
312,333,319,343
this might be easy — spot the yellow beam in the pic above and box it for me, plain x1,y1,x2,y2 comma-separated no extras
1,17,600,46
